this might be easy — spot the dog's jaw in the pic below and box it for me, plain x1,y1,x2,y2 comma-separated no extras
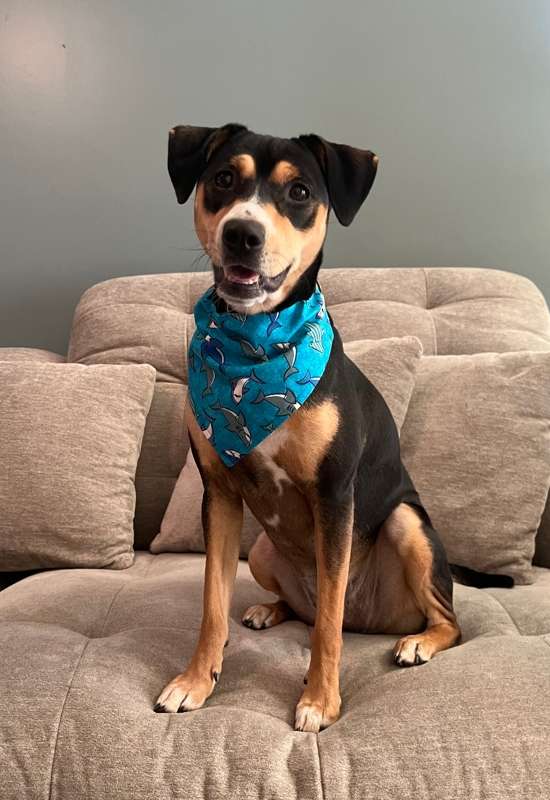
213,262,293,314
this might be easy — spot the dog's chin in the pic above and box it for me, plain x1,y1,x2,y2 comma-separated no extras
213,263,291,312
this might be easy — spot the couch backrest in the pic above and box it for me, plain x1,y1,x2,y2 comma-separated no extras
67,267,550,559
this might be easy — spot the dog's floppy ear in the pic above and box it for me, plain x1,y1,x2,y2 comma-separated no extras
168,123,247,204
298,134,378,226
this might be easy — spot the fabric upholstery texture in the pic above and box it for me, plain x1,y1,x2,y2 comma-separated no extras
67,267,550,565
0,362,156,570
0,347,66,363
150,335,423,557
1,552,549,799
400,352,550,583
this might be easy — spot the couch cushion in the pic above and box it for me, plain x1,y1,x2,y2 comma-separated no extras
401,352,550,584
0,348,66,363
0,362,155,570
67,268,550,562
0,553,549,799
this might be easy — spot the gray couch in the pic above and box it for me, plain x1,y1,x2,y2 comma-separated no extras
1,267,550,799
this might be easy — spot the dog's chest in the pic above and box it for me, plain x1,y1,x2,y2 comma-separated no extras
238,424,316,556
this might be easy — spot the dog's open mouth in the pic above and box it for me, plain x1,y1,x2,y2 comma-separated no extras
224,264,260,285
217,263,292,302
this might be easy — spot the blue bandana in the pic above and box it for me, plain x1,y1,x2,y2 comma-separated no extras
188,286,334,466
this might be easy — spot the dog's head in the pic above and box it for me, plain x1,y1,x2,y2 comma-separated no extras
168,124,378,312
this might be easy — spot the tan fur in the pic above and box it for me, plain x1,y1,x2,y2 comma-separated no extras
295,500,353,731
194,184,239,267
381,503,461,661
261,201,327,279
229,153,256,180
241,599,293,629
269,160,300,184
384,504,456,625
271,399,339,484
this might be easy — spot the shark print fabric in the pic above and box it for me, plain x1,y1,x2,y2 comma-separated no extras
188,285,334,466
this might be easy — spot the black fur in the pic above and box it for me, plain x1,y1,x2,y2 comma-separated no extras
168,123,247,204
297,134,378,226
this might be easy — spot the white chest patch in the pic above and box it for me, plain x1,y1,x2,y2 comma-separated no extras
256,428,294,495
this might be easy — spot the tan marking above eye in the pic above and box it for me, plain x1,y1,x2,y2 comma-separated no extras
269,160,301,184
229,154,256,180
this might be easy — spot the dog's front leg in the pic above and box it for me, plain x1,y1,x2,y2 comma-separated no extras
155,481,243,713
295,490,353,733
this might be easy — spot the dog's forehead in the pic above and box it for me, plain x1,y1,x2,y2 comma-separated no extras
207,132,321,180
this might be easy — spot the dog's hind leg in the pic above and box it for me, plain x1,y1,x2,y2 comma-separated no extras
382,503,461,667
242,532,297,629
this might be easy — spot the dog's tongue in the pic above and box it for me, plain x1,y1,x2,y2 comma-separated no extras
225,265,260,285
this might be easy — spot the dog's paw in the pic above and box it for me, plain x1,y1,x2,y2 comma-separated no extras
154,669,219,714
393,634,434,667
241,601,288,630
294,688,341,733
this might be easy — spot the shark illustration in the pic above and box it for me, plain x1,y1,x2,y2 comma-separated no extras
252,388,301,417
314,294,326,320
304,322,325,353
296,369,321,388
223,449,242,464
240,338,268,361
200,413,216,443
201,361,216,397
272,341,298,380
231,369,263,404
211,402,252,446
201,334,225,367
266,312,282,337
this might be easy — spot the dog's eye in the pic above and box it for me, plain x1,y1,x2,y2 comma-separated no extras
289,182,310,202
214,170,234,189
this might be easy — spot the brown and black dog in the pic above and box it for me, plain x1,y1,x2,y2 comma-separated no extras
154,124,461,732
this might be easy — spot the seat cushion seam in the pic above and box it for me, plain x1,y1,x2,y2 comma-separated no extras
47,637,90,800
98,583,128,637
315,733,327,800
483,592,522,634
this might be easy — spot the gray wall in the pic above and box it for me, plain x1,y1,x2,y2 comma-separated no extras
1,0,549,354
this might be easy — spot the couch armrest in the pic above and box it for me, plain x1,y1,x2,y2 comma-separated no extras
0,348,66,363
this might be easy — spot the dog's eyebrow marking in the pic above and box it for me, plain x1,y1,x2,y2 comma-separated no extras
229,154,256,180
269,160,300,184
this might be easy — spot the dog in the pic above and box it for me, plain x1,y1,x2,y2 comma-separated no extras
154,123,461,732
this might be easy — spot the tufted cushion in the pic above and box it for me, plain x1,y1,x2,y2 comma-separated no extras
1,552,549,799
67,267,550,559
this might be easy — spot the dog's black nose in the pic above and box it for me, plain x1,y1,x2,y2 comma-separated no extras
222,219,265,256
